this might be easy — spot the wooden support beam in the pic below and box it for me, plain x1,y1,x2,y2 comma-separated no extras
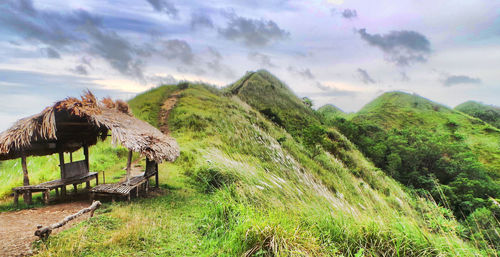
126,150,132,185
58,152,65,179
70,152,73,163
21,155,32,205
83,144,89,171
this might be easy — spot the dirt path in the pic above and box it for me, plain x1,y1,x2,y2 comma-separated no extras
0,201,92,256
159,91,182,134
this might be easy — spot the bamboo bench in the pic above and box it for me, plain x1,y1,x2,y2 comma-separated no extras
90,171,158,202
13,160,98,205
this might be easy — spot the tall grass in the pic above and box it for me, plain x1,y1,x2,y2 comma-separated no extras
33,83,493,256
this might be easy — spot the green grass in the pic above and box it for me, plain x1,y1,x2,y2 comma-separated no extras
32,83,489,256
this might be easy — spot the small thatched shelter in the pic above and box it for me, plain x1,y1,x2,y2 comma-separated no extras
0,91,179,204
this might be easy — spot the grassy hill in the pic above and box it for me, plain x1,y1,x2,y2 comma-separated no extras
30,78,491,255
326,91,500,253
355,92,500,173
456,101,500,129
0,73,497,255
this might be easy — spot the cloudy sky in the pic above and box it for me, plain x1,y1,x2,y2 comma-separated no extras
0,0,499,130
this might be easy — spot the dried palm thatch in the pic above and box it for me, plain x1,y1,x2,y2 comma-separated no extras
0,91,179,163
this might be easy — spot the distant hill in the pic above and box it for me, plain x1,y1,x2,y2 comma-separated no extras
456,101,500,129
353,91,500,172
328,91,500,229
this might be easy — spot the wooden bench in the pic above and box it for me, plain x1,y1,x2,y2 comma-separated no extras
90,171,158,202
13,160,98,205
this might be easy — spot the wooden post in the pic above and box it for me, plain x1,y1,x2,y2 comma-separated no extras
73,184,78,194
14,191,19,206
21,155,32,205
83,144,89,171
126,150,132,185
70,152,73,163
43,189,49,204
58,152,65,179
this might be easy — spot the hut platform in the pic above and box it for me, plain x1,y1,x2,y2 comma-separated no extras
90,171,158,202
13,172,98,205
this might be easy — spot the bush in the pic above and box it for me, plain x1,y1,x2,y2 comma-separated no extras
187,165,237,193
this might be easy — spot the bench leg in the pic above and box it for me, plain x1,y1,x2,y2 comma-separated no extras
86,181,90,189
55,187,59,198
24,192,32,205
96,174,99,185
14,191,19,206
73,184,78,194
61,186,66,198
127,193,131,202
43,190,50,204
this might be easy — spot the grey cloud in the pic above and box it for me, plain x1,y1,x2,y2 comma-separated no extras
205,47,234,78
356,68,375,84
219,14,289,47
161,39,195,65
358,29,431,66
84,24,146,80
0,1,148,80
248,52,275,67
40,47,61,59
148,74,177,85
313,82,357,96
400,72,410,82
191,13,214,30
146,0,178,18
342,9,357,19
443,75,481,86
288,66,315,80
70,65,88,75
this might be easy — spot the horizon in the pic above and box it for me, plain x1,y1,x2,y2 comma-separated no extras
1,0,499,130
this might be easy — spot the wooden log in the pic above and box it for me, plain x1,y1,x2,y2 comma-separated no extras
34,201,102,240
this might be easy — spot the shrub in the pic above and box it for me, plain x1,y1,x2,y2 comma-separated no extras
187,165,237,193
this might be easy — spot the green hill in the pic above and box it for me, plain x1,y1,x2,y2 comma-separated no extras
328,91,500,252
1,74,498,256
456,101,500,129
29,76,491,255
354,92,500,173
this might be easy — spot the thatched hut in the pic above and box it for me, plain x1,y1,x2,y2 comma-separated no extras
0,91,179,204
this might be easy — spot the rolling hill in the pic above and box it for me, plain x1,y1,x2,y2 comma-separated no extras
0,72,496,256
456,101,500,129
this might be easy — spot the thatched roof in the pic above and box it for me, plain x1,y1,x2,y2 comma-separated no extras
0,91,179,163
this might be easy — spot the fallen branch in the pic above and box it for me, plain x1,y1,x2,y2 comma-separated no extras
35,200,102,240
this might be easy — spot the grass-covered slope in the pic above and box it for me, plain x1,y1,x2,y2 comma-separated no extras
34,83,490,256
456,101,500,129
226,70,320,136
328,91,500,253
355,91,500,173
